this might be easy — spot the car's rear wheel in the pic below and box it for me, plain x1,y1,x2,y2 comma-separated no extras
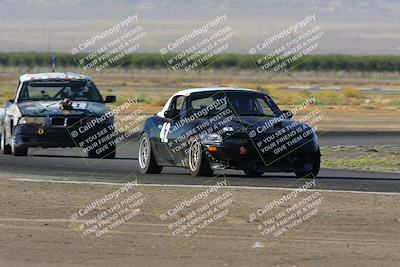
138,133,163,174
243,169,264,177
295,153,320,178
1,128,12,155
188,138,213,177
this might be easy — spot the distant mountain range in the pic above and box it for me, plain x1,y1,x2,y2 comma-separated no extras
0,0,399,55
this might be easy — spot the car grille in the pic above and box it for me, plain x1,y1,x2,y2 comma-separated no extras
50,117,82,127
66,117,81,126
50,117,65,126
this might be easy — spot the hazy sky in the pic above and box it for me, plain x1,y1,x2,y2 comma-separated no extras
0,0,399,55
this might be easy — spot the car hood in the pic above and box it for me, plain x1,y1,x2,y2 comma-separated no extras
197,115,312,134
17,101,110,117
231,116,303,131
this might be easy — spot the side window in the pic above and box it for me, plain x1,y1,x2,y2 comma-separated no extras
169,95,185,112
168,95,188,118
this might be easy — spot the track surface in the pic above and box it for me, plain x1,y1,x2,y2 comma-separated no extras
0,132,399,193
318,131,400,146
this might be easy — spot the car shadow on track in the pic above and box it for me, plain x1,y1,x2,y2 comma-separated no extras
147,171,400,182
32,154,137,160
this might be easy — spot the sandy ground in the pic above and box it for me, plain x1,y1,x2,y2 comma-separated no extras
0,177,399,267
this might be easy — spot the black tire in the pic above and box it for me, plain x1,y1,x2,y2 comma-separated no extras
138,133,163,174
88,145,116,159
1,129,11,155
188,138,213,177
12,146,28,156
103,148,116,159
243,169,264,177
11,131,27,156
295,152,321,178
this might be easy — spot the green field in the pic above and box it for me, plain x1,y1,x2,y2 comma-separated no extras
1,52,400,72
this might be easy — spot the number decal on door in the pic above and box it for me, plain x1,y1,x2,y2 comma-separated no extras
160,122,171,143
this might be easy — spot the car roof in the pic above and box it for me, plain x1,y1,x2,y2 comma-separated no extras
157,87,263,117
19,72,92,83
174,87,260,96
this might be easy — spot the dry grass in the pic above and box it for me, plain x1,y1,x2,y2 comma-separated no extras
1,67,400,130
321,146,400,173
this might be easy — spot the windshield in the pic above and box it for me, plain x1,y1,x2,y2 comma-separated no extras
188,91,282,117
18,80,103,102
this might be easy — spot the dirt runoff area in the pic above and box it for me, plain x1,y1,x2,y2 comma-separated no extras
0,177,399,267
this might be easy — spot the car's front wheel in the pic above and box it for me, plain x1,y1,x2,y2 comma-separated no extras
138,133,163,174
11,133,27,156
295,153,320,178
188,138,213,177
1,128,12,155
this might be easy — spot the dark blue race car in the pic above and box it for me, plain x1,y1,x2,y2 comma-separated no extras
1,72,116,158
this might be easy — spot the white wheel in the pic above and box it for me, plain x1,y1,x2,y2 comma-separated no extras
139,136,150,169
138,133,163,174
188,138,213,177
188,140,201,172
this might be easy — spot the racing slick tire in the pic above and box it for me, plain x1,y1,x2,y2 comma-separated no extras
1,129,12,155
11,134,27,156
138,133,163,174
295,152,321,178
188,138,213,177
243,169,264,177
88,145,116,159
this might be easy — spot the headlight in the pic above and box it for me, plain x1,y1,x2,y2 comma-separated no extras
18,117,47,125
199,133,222,145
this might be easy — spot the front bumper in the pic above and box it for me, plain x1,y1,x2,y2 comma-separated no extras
14,124,113,149
204,136,320,173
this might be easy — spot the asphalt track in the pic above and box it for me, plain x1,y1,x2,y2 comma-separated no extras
317,131,400,146
0,131,399,193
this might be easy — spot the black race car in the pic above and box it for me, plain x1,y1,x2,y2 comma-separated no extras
138,87,320,177
1,72,116,158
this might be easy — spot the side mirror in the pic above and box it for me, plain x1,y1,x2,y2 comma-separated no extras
281,110,293,119
105,95,116,103
5,100,14,109
164,109,179,119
